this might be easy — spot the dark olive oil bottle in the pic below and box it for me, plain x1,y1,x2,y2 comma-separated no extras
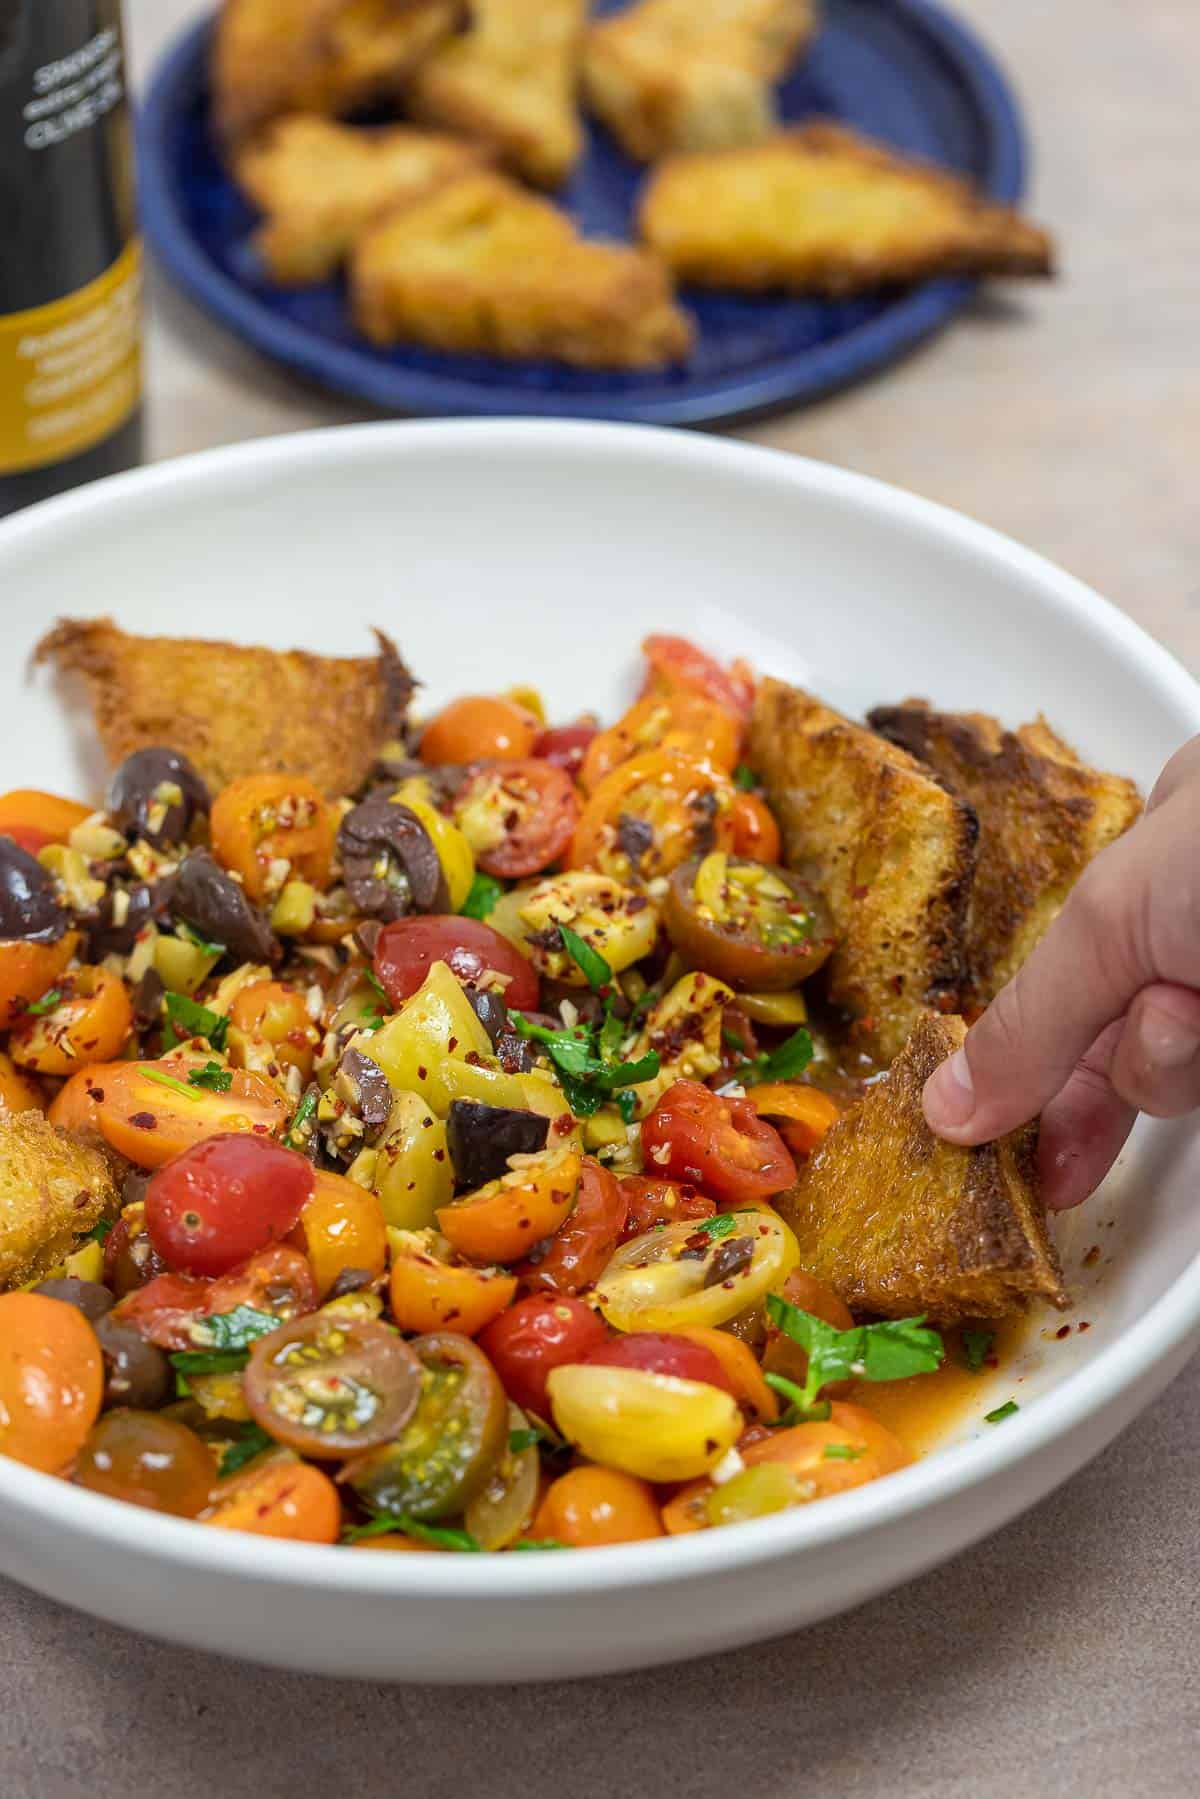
0,0,143,520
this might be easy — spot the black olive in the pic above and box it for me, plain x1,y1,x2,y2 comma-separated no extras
31,1277,114,1322
172,849,281,966
0,839,67,944
496,1030,536,1075
703,1236,756,1288
465,987,508,1048
107,747,211,846
121,1167,150,1211
616,812,655,875
353,918,383,961
130,966,165,1029
337,1047,393,1130
88,878,175,959
95,1315,172,1409
327,1267,376,1301
338,792,448,921
446,1100,550,1191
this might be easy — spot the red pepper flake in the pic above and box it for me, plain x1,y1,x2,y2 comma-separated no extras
1082,1245,1101,1267
129,1111,157,1130
1078,1320,1091,1332
416,1065,428,1081
1055,1323,1071,1339
448,1037,458,1053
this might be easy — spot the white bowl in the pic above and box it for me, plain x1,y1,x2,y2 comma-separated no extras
1,421,1197,1683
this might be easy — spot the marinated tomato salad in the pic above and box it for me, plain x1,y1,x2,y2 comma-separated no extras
0,635,949,1552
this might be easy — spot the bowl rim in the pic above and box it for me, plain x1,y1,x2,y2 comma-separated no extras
1,416,1198,1600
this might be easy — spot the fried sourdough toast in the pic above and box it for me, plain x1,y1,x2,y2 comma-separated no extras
212,0,466,145
640,122,1055,293
0,1112,118,1291
351,170,693,367
776,1014,1068,1323
35,619,414,798
748,678,977,1061
584,0,816,162
234,114,487,284
407,0,587,188
869,701,1142,1006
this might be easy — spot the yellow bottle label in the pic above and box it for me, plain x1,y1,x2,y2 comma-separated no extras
0,238,142,476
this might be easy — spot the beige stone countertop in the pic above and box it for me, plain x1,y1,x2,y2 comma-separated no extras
3,2,1199,1794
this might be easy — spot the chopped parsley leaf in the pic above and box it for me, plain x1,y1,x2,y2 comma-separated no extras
25,987,63,1016
364,968,389,1005
199,1306,281,1350
143,1067,201,1103
615,1088,638,1125
85,1217,114,1245
189,1060,233,1093
762,1372,831,1427
508,1428,541,1456
822,1443,866,1462
162,989,229,1053
733,763,758,792
343,1512,481,1552
283,1087,318,1148
169,1346,249,1396
733,1025,814,1086
765,1294,943,1410
960,1327,995,1374
691,1212,738,1240
461,873,504,920
510,1011,660,1119
217,1425,276,1478
510,1538,568,1551
558,923,611,992
985,1400,1019,1424
177,922,225,958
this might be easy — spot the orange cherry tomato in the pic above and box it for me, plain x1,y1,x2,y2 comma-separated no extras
47,1062,121,1135
291,1168,388,1297
618,1174,716,1238
0,1050,43,1115
661,1401,910,1533
580,692,740,794
209,774,335,903
0,789,91,849
229,978,321,1081
75,1410,216,1515
205,1455,342,1543
9,966,133,1076
728,791,781,863
389,1236,517,1336
670,1325,778,1423
420,694,539,765
640,635,755,723
0,931,77,1027
0,1292,103,1473
742,1083,841,1158
93,1058,290,1168
437,1149,581,1266
569,750,738,883
532,1466,664,1547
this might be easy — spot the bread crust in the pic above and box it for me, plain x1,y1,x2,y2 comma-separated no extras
0,1112,118,1291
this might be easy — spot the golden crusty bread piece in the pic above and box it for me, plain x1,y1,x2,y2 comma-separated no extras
584,0,816,163
869,701,1142,1006
748,678,976,1062
35,618,414,799
640,122,1055,293
212,0,465,145
234,114,487,284
351,170,693,368
0,1112,118,1292
407,0,586,189
776,1014,1068,1323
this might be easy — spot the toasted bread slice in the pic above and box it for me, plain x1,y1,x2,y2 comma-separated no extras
234,114,486,284
212,0,465,145
35,619,414,799
0,1112,118,1291
748,678,976,1061
407,0,586,188
351,170,693,368
776,1015,1067,1322
584,0,815,163
869,701,1142,1005
640,122,1055,293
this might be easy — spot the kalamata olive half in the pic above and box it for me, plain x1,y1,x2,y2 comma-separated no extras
95,1315,172,1409
337,1047,393,1130
338,792,448,922
446,1100,550,1191
465,987,508,1048
32,1277,114,1323
0,839,67,943
88,879,175,959
107,747,211,846
171,849,281,966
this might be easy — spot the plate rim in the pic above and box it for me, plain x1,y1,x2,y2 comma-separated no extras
136,0,1033,428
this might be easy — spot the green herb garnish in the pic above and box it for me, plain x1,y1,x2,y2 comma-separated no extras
162,989,230,1053
198,1306,281,1351
733,763,758,792
283,1087,318,1148
510,1011,660,1119
177,922,225,957
189,1060,233,1093
822,1443,866,1462
342,1512,482,1552
217,1425,276,1478
85,1217,114,1245
169,1347,249,1396
510,1538,568,1551
364,968,389,1005
143,1067,202,1102
26,987,63,1016
764,1294,943,1411
732,1025,814,1086
762,1372,832,1426
508,1428,541,1456
558,924,611,992
614,1089,638,1125
985,1400,1019,1424
461,873,504,920
690,1213,738,1240
960,1327,995,1374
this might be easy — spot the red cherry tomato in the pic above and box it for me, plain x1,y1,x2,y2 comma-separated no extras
477,1293,609,1421
617,1174,716,1239
517,1157,628,1295
373,916,539,1010
583,1330,736,1395
144,1134,315,1277
114,1244,319,1350
533,720,599,780
453,760,579,879
640,1079,796,1204
640,635,755,723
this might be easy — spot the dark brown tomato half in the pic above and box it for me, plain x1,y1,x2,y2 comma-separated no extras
662,854,835,991
340,1332,507,1521
243,1314,423,1458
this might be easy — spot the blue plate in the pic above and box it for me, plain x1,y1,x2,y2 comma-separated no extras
138,0,1030,427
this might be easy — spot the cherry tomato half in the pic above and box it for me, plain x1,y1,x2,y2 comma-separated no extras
580,691,739,794
640,1079,796,1204
145,1134,314,1277
420,695,539,765
618,1175,716,1239
94,1059,290,1168
453,760,579,879
640,635,755,723
662,853,834,991
244,1313,423,1457
532,1466,663,1547
569,750,737,884
583,1330,736,1395
0,932,77,1028
533,719,598,779
374,916,539,1011
292,1169,388,1298
728,791,781,863
209,773,335,903
0,789,91,848
437,1146,581,1265
205,1454,341,1542
477,1292,609,1420
9,965,133,1075
742,1083,841,1158
74,1410,215,1516
115,1245,318,1350
517,1157,628,1294
389,1231,517,1336
0,1292,103,1473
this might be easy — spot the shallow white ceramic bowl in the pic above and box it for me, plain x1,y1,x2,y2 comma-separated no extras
0,421,1198,1682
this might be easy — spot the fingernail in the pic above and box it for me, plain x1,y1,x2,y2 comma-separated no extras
1143,1013,1200,1069
924,1048,975,1129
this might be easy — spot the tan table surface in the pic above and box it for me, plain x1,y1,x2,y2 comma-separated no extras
5,3,1199,1793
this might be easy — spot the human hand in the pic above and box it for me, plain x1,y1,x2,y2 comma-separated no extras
922,737,1200,1209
